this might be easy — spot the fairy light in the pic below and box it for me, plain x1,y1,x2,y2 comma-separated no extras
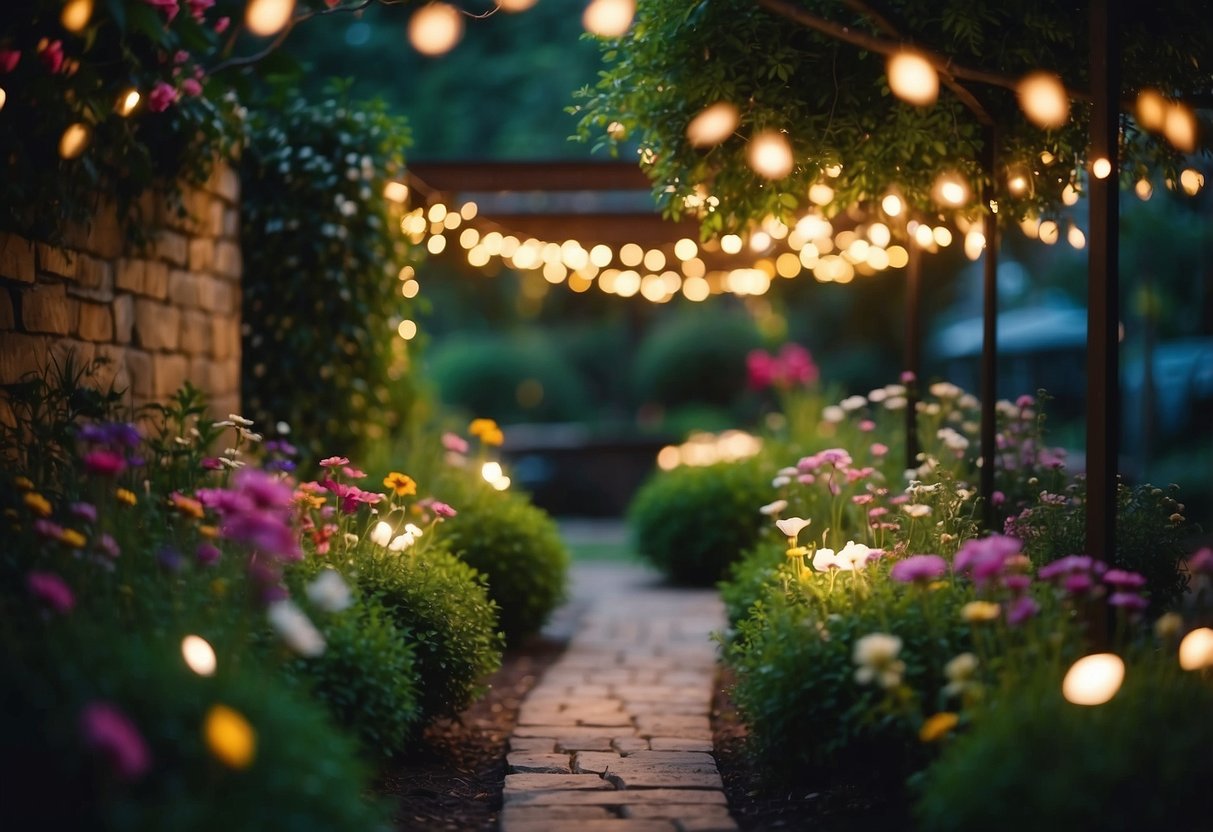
720,234,743,255
1067,225,1086,249
886,50,938,106
673,238,698,261
397,320,418,340
1016,71,1070,129
643,248,666,271
1134,178,1153,201
747,131,794,180
583,0,635,37
1163,102,1197,152
934,173,969,206
383,181,409,203
116,88,141,117
964,230,985,260
1062,653,1125,706
867,222,890,248
1180,168,1205,196
619,242,643,267
402,279,420,298
913,223,934,248
749,231,772,253
1038,220,1059,245
1135,89,1167,131
808,182,834,206
499,0,539,10
246,0,296,37
1091,158,1112,179
59,123,91,159
881,193,903,217
686,101,740,147
1062,183,1080,205
61,0,93,33
1179,628,1213,670
409,3,464,56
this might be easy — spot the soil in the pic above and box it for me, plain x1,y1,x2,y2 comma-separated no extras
378,635,566,832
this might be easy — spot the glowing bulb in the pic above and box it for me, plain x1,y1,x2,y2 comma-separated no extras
886,50,938,106
1134,178,1152,201
499,0,538,9
1016,71,1069,129
913,223,934,248
1008,174,1028,194
1067,225,1086,249
1179,628,1213,670
1179,168,1204,196
246,0,296,37
934,173,969,206
808,182,834,206
1062,183,1080,205
720,234,743,255
1164,102,1196,152
204,704,256,769
426,235,446,255
481,461,503,483
747,131,794,180
674,238,698,261
182,635,217,676
1135,89,1167,132
1038,220,1059,245
589,244,613,267
583,0,634,37
1039,150,1055,165
397,319,418,340
887,246,908,268
932,226,952,247
402,279,420,299
643,249,666,271
492,476,511,491
619,242,643,267
749,231,772,253
1091,158,1112,179
867,222,891,248
61,0,93,33
682,275,709,301
881,194,903,217
383,182,409,203
59,123,91,159
686,102,739,148
1062,653,1124,706
459,201,478,220
408,3,464,56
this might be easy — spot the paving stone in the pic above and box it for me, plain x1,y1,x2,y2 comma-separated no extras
503,774,613,799
556,737,615,753
648,738,714,753
506,789,728,808
606,770,723,791
22,282,72,335
622,804,735,821
612,737,650,755
509,736,557,753
516,725,626,740
675,817,740,832
573,751,623,774
508,752,573,774
500,806,615,824
502,820,675,832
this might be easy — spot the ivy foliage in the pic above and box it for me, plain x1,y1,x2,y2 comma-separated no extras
240,83,420,461
572,0,1212,237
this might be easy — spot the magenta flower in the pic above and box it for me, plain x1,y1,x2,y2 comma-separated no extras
201,457,223,470
186,0,214,20
196,542,221,566
858,419,876,432
181,77,203,97
1108,592,1148,612
954,535,1022,587
431,501,457,518
319,456,349,468
890,554,948,584
27,571,74,613
0,48,20,73
1002,574,1031,594
80,702,151,781
1063,573,1094,595
342,466,366,479
147,81,178,113
144,0,180,23
441,432,469,454
214,15,230,33
1190,547,1213,574
1103,569,1146,589
991,490,1006,507
98,533,120,558
1006,595,1040,626
900,370,917,384
38,40,64,74
34,519,65,540
70,502,98,523
1038,554,1099,581
83,449,127,477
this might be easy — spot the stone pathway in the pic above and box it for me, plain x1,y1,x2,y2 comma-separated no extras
501,561,737,832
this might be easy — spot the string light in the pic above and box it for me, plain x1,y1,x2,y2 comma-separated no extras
1179,628,1213,670
409,3,464,57
583,0,635,37
747,131,794,180
1091,158,1112,179
886,50,938,106
59,123,91,159
61,0,93,33
1180,168,1205,196
246,0,296,37
1163,101,1197,152
498,0,539,10
881,193,903,217
686,102,739,148
1135,89,1167,131
1134,178,1153,200
933,172,969,206
1067,224,1086,249
1016,71,1069,129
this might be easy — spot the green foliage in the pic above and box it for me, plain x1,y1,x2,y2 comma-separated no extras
632,307,762,411
439,477,569,643
915,659,1213,832
573,0,1211,237
0,0,243,242
719,539,785,628
1005,478,1193,612
425,333,592,424
240,84,419,461
628,456,773,585
0,624,388,832
283,590,421,759
355,546,503,726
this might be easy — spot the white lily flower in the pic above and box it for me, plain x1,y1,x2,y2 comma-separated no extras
389,532,416,551
370,521,393,548
775,517,812,540
838,540,874,570
306,569,352,613
759,499,788,516
813,548,841,571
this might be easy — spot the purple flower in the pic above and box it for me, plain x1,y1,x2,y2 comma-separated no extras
195,542,221,566
83,449,126,477
157,547,184,573
201,457,223,471
890,554,948,584
1038,555,1096,581
98,533,120,558
1103,569,1146,589
1108,592,1148,612
34,519,65,540
1063,573,1095,595
1002,574,1031,594
27,571,74,613
955,535,1022,586
1190,547,1213,574
1006,595,1040,626
70,502,98,523
80,702,151,781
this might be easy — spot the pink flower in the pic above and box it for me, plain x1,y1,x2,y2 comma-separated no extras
80,703,151,781
1006,595,1039,626
991,490,1006,506
954,535,1023,586
181,77,203,97
186,0,214,21
1108,591,1147,612
746,350,776,390
70,502,98,523
1103,569,1146,589
83,449,126,477
214,15,230,33
900,370,917,384
34,519,65,540
173,50,190,64
196,542,221,565
144,0,180,23
890,554,948,584
147,81,178,113
38,40,64,74
319,456,349,468
1190,547,1213,574
430,500,457,518
98,533,120,558
342,466,366,479
441,433,469,454
0,49,20,73
27,571,74,613
858,419,876,432
869,442,888,457
1016,394,1035,409
201,457,223,470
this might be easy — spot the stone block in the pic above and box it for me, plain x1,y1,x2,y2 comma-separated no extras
180,309,211,355
208,165,240,203
133,299,180,351
82,202,124,259
115,259,146,294
144,261,169,299
124,349,153,401
509,737,558,753
222,207,240,239
37,244,78,280
92,345,131,394
188,356,220,394
0,234,36,283
507,753,573,775
503,774,613,798
76,302,114,343
47,338,95,371
0,290,13,329
503,789,727,809
169,269,202,308
155,230,189,267
188,238,215,273
647,739,713,753
153,352,189,400
113,295,134,344
71,255,115,301
0,332,47,384
22,282,71,335
214,240,241,279
210,317,235,360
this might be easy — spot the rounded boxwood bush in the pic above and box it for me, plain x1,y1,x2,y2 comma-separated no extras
439,478,569,643
0,624,388,832
719,539,785,629
915,659,1213,832
356,546,503,726
628,456,773,585
632,308,762,410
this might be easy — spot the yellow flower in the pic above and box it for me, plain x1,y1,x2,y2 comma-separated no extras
60,528,87,549
14,476,35,491
919,712,959,743
199,524,219,539
481,427,504,447
468,418,499,438
204,704,256,769
785,546,808,558
384,472,417,497
23,492,53,517
115,488,137,506
961,601,1001,623
210,578,228,598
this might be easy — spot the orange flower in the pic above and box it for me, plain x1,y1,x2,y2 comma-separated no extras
919,712,959,743
170,492,205,520
383,472,417,497
59,528,87,549
480,427,504,447
14,476,35,491
23,492,52,517
204,704,256,769
468,418,499,438
199,524,219,539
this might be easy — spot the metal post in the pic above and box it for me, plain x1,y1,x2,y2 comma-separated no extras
980,126,999,531
1086,0,1119,565
905,241,922,472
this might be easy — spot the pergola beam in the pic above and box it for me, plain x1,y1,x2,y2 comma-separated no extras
408,161,653,193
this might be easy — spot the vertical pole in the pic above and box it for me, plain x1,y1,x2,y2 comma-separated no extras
980,127,999,531
905,241,922,472
1087,0,1119,565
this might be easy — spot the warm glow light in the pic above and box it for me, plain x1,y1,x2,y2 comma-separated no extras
1038,220,1059,245
867,222,891,248
1067,225,1086,250
383,181,409,203
499,0,539,9
1062,183,1080,205
619,242,643,267
913,223,934,248
0,88,6,112
643,249,666,271
459,201,478,220
808,182,834,206
61,0,93,33
589,244,612,267
682,275,710,301
749,231,772,253
747,131,794,179
881,193,903,217
408,3,464,56
1135,89,1167,132
1178,628,1213,671
1164,102,1197,152
182,635,217,676
720,234,743,255
1008,174,1028,194
674,238,698,261
686,101,739,148
1040,150,1056,165
775,252,801,278
615,269,640,297
459,228,479,250
492,476,511,491
932,226,953,247
886,50,938,106
1062,653,1125,706
1134,178,1153,201
887,245,909,268
583,0,635,37
681,256,706,278
402,279,420,298
246,0,296,37
426,235,446,255
963,230,985,260
397,320,418,340
204,704,256,769
59,123,91,159
481,461,503,483
1091,157,1112,179
934,173,969,206
1016,71,1069,129
1180,168,1205,196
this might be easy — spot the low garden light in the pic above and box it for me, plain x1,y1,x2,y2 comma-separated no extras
686,101,739,148
1062,653,1125,706
1178,627,1213,671
886,50,938,106
408,3,464,57
1016,71,1069,129
246,0,295,37
181,635,217,677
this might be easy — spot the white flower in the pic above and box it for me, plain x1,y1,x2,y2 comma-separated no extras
777,467,800,478
884,396,908,410
388,532,416,551
840,395,868,412
853,632,905,688
404,523,424,538
772,475,791,488
938,427,970,451
267,600,326,657
775,517,812,540
959,394,979,410
759,499,788,516
370,521,393,548
996,399,1019,418
821,405,846,424
929,381,961,399
838,540,874,570
275,421,292,435
902,503,932,518
868,388,888,403
228,414,254,427
343,533,359,546
306,569,352,613
813,548,841,571
943,652,979,697
884,383,906,396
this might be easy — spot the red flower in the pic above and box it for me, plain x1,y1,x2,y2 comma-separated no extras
147,81,178,112
0,49,19,73
27,571,75,613
187,0,214,21
37,40,64,74
144,0,180,23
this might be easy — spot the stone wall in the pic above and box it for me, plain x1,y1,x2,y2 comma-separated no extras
0,165,241,422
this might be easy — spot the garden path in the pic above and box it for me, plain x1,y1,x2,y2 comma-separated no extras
501,561,737,832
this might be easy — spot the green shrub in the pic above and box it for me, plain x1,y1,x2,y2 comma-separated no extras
426,332,591,424
628,456,773,585
0,624,387,832
283,589,421,759
719,539,786,629
632,308,762,411
915,658,1213,832
356,546,503,726
439,478,569,643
